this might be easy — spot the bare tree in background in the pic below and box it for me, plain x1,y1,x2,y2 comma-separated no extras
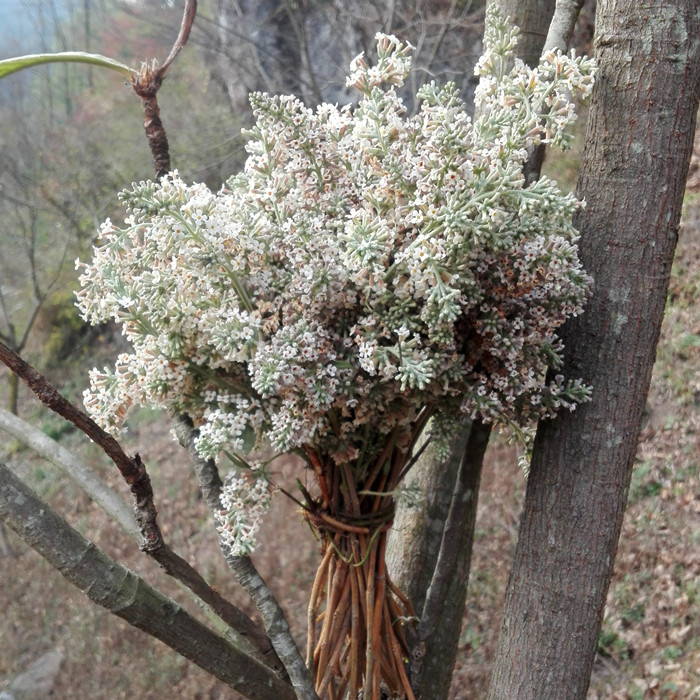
0,110,71,414
0,0,117,413
197,0,485,113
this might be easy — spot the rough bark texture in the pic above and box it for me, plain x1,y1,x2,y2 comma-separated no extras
486,2,700,698
0,461,295,700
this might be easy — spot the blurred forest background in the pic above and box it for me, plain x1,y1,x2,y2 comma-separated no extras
0,1,698,698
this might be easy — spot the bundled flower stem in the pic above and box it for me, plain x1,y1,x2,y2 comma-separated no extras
76,7,596,698
303,433,416,699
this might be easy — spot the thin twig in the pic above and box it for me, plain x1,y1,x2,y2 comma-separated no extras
172,421,313,694
307,546,333,670
371,536,388,696
226,553,321,700
130,0,198,177
397,438,430,484
349,559,362,698
384,605,416,700
316,585,351,697
171,413,223,513
158,0,198,78
363,535,378,700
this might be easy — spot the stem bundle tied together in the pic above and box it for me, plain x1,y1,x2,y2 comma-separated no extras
303,439,417,700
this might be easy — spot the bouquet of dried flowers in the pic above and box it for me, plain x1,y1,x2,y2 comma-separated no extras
76,8,595,698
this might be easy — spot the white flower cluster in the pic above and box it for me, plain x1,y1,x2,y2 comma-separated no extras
76,8,595,552
215,465,272,556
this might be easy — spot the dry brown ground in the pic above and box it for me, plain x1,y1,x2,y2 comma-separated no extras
1,192,698,699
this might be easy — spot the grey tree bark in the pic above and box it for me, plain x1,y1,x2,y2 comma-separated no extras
400,422,491,700
486,1,700,698
0,461,296,700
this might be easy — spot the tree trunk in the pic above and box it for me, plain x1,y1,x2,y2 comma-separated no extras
387,429,470,623
494,0,558,68
412,422,491,700
486,2,700,698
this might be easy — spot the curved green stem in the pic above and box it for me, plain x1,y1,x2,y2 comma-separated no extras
0,52,133,80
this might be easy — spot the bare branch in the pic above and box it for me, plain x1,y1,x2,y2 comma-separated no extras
0,406,138,539
153,542,286,670
0,406,277,663
130,67,171,178
0,462,295,700
130,1,198,177
0,340,276,664
173,413,315,697
0,338,164,546
521,0,586,184
172,413,224,514
544,0,587,53
157,0,198,78
225,553,321,700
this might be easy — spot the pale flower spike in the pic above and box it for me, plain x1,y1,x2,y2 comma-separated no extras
215,466,272,557
346,32,413,92
76,8,596,556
